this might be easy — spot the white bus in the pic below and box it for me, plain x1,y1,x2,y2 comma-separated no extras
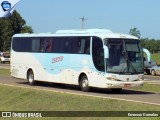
11,29,144,92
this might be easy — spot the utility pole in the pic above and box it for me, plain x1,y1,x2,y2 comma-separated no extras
80,16,87,30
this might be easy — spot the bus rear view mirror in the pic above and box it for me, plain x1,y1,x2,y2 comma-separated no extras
104,46,109,59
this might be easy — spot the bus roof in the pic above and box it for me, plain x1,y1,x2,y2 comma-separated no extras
13,29,138,39
55,29,112,34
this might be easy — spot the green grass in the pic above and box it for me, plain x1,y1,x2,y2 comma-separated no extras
129,83,160,93
1,85,160,111
0,68,10,76
151,53,160,64
144,53,160,63
0,85,160,120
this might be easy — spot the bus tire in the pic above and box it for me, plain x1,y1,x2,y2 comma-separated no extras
80,75,90,92
27,70,35,85
151,70,156,76
111,88,122,93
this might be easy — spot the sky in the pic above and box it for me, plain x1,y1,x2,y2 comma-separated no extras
15,0,160,39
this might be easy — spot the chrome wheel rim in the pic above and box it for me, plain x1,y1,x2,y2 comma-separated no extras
82,79,88,88
28,73,34,83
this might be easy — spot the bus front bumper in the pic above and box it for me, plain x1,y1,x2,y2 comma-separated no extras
106,80,144,88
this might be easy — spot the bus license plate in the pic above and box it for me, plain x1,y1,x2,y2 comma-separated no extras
124,84,131,88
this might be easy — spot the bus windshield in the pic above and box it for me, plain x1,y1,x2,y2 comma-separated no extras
105,39,144,74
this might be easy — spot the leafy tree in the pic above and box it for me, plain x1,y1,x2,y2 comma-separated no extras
140,38,146,48
0,18,12,51
129,27,141,39
0,10,33,51
140,38,160,53
21,25,33,33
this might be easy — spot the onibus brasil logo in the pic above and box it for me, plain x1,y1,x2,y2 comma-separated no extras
1,1,11,11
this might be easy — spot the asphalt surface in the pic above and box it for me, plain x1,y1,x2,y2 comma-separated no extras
0,75,160,106
0,63,10,69
0,63,160,106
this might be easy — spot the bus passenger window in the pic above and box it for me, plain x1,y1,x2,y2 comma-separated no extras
44,39,53,52
85,39,90,54
47,39,53,52
76,37,90,54
32,38,41,52
40,39,45,52
76,40,81,53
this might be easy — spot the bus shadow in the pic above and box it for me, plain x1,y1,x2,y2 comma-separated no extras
16,81,155,95
92,88,154,95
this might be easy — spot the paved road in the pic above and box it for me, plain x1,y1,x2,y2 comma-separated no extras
0,75,160,106
144,75,160,85
0,63,10,69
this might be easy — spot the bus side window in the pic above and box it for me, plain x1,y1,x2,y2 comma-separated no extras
40,39,45,52
85,38,90,54
47,39,53,52
76,39,81,53
76,37,90,54
44,38,53,53
32,38,41,52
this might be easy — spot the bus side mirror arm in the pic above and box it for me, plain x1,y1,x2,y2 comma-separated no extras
104,46,109,59
143,48,151,62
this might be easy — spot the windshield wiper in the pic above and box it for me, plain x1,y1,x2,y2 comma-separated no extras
127,59,138,74
118,57,138,74
118,39,138,74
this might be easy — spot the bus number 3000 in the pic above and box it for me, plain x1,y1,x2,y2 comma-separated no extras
52,56,63,63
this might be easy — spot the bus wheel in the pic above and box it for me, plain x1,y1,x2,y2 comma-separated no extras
111,88,122,93
151,70,156,76
80,76,90,92
27,70,35,85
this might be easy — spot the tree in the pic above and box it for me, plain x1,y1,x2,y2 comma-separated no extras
21,25,33,33
10,10,26,34
0,18,12,51
140,38,160,53
129,27,141,39
0,10,33,51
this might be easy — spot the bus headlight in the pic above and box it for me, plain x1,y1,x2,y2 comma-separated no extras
138,78,144,81
138,75,144,81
